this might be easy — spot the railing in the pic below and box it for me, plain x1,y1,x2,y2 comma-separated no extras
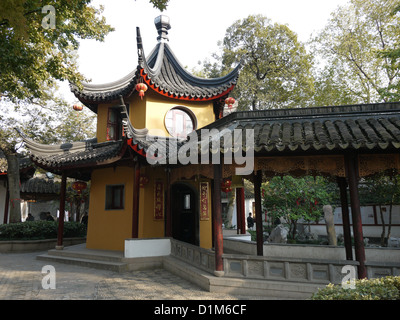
222,254,359,285
170,238,399,284
170,239,215,274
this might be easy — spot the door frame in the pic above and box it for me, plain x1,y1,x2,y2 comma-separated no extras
171,182,199,246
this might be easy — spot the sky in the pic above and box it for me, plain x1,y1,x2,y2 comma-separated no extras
60,0,350,103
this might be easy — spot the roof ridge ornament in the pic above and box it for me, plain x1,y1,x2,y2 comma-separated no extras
155,15,170,42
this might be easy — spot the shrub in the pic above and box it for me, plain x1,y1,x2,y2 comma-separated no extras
311,276,400,300
0,221,86,240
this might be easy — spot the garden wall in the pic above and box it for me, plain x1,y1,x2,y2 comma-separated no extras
0,237,86,253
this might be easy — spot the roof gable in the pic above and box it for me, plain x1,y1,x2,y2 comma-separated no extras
71,16,241,109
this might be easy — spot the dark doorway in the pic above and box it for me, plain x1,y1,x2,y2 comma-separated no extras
171,183,199,246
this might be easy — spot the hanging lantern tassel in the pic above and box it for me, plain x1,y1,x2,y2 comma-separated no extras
136,83,148,100
72,181,87,195
225,97,236,110
221,180,232,193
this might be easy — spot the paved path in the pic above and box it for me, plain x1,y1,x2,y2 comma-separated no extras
0,250,277,300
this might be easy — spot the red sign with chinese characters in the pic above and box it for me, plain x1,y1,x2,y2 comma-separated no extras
200,182,209,221
154,180,164,220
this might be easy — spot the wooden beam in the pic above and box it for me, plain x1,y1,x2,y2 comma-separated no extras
212,163,224,275
337,177,353,261
345,154,367,279
236,187,246,234
254,170,263,256
132,161,140,238
165,168,172,237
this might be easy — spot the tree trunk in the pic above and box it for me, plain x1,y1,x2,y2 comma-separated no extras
379,204,386,247
386,177,397,244
387,202,393,245
5,152,21,223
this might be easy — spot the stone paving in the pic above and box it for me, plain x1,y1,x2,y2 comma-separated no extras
0,250,276,300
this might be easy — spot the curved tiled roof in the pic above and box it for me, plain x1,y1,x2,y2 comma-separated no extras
70,69,138,106
201,102,400,155
71,16,241,109
138,40,240,101
21,177,61,194
16,129,125,174
122,101,400,163
18,101,400,173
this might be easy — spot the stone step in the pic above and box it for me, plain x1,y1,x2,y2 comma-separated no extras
45,247,123,263
36,253,129,273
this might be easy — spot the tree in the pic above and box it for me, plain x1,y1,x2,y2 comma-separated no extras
0,0,168,223
311,64,359,107
377,2,400,101
311,0,400,104
0,0,169,102
213,15,314,111
0,98,96,223
360,173,400,246
262,176,336,239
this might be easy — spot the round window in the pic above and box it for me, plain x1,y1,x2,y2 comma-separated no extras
165,107,196,138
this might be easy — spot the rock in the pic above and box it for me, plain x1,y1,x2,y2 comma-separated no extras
323,205,337,246
388,237,400,248
267,224,288,244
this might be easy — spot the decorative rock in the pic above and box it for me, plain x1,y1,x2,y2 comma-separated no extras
388,237,400,248
267,224,288,244
323,205,337,246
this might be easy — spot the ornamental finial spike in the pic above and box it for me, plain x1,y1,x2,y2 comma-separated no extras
154,15,171,42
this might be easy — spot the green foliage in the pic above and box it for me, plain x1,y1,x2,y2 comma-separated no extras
311,0,400,104
359,173,400,206
378,3,400,101
312,276,400,300
203,14,315,110
148,0,169,11
0,220,86,240
0,0,169,102
0,0,114,102
262,176,337,238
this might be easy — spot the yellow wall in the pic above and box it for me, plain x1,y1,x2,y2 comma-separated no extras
129,94,146,130
86,166,134,251
138,166,166,239
96,103,110,142
89,88,216,251
144,90,215,136
96,89,215,142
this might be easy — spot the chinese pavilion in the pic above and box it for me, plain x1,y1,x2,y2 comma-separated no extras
20,15,400,279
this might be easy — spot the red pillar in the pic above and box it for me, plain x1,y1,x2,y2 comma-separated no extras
3,185,9,224
254,170,263,256
337,177,353,261
212,163,224,275
345,154,366,279
132,161,140,238
56,171,67,249
165,168,172,237
236,187,246,234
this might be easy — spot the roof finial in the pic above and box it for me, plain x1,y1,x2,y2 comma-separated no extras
154,15,170,42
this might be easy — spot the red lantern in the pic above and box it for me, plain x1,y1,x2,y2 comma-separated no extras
225,97,236,110
135,83,148,100
73,104,83,111
221,180,232,193
139,175,149,188
72,181,87,194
